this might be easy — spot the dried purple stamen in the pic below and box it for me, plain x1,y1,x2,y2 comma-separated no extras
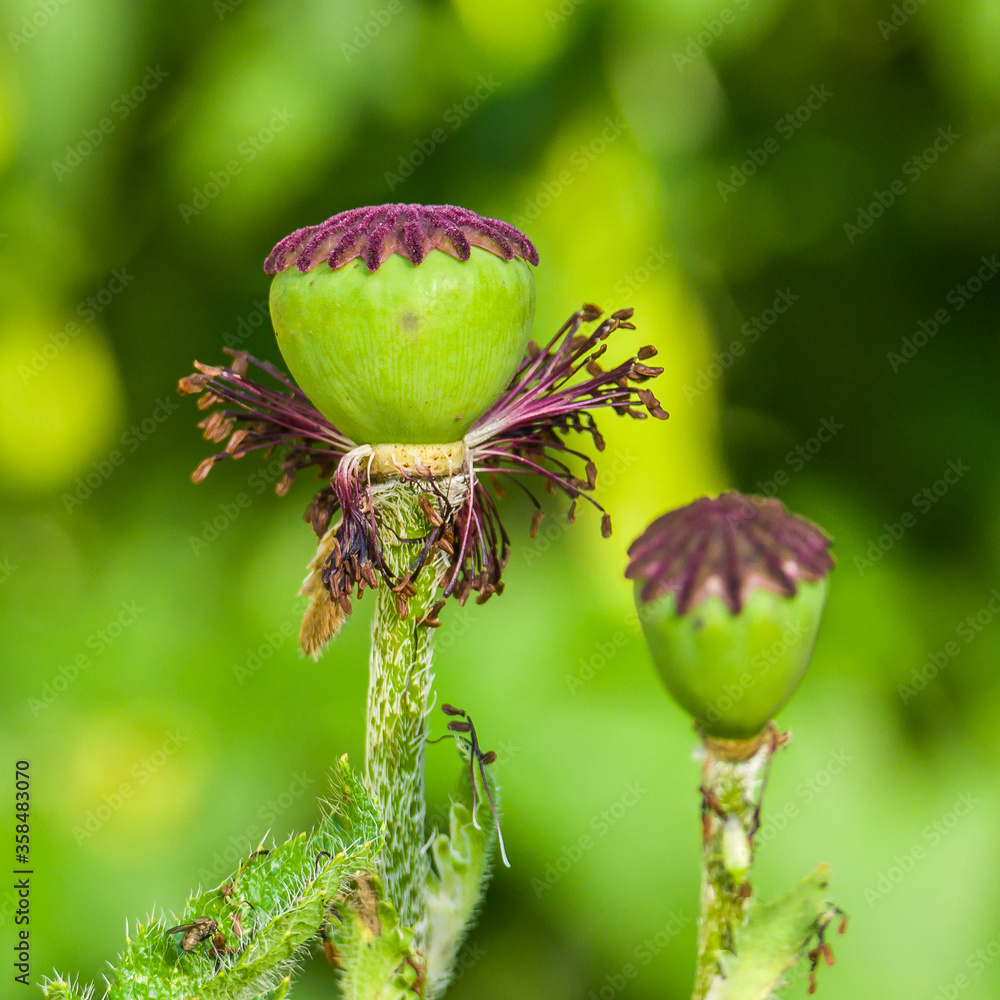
264,203,539,274
178,352,354,492
431,304,667,603
429,704,509,867
625,492,834,615
179,305,668,643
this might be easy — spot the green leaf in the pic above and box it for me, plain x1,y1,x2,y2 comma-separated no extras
705,864,844,1000
38,975,94,1000
43,756,381,1000
422,739,502,998
326,876,421,1000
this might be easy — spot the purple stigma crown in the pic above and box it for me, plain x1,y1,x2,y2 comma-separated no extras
626,492,834,615
264,203,540,274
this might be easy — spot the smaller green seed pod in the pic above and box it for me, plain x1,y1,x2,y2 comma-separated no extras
626,493,834,740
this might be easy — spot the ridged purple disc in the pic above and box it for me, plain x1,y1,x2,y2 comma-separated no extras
264,203,539,274
626,492,834,614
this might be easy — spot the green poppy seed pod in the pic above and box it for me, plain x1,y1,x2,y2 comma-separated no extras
264,203,538,446
626,493,834,740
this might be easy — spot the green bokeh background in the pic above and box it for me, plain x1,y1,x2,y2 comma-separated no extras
1,1,998,997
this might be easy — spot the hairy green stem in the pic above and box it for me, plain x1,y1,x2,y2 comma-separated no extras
692,729,780,1000
364,483,439,942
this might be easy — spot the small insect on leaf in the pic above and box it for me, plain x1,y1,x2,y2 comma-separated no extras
166,918,219,952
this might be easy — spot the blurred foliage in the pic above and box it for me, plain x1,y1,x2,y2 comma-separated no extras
1,0,999,998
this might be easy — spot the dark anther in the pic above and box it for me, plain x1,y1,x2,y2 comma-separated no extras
530,509,544,538
417,598,447,629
